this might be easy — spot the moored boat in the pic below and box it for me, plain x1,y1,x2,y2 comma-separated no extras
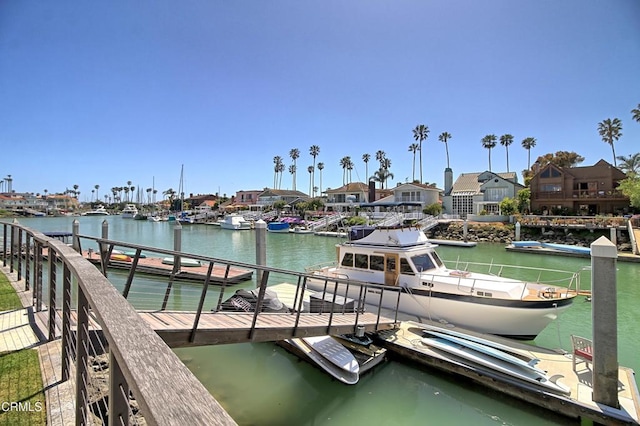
306,226,583,340
267,221,290,233
121,204,139,218
220,214,253,230
83,205,110,216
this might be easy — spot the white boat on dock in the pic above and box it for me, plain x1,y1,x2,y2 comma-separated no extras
306,226,583,340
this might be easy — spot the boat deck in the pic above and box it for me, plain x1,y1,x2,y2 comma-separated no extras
375,321,640,425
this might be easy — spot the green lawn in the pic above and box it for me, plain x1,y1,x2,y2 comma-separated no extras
0,270,46,425
0,349,47,425
0,271,22,311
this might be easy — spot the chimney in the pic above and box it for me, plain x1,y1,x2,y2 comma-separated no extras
444,168,453,195
368,180,376,203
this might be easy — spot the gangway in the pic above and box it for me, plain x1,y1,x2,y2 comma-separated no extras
306,213,345,231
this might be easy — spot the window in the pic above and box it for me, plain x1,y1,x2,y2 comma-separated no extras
431,251,445,267
410,254,435,271
485,187,508,201
541,168,561,178
355,254,369,269
541,184,562,192
341,253,353,267
370,255,384,271
400,258,414,275
386,257,396,272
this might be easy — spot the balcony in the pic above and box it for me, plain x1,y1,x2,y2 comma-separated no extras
533,190,627,200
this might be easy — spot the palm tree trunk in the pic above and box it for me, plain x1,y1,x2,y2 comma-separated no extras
445,143,450,169
412,153,416,181
506,148,510,172
419,143,423,183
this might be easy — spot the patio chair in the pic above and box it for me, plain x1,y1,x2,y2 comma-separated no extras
571,335,593,372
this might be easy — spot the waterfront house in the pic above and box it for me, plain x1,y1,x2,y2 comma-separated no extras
529,159,630,215
442,170,525,219
324,182,393,212
256,189,309,209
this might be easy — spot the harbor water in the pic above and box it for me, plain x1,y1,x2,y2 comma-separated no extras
6,216,640,425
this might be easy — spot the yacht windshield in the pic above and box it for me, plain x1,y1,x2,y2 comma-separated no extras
410,253,436,272
430,251,445,268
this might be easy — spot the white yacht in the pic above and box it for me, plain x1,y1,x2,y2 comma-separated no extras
121,204,139,219
306,226,582,340
220,214,253,230
83,205,110,216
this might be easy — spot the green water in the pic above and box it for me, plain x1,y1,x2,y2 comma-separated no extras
7,216,640,425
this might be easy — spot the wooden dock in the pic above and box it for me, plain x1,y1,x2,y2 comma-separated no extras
505,245,640,263
49,309,397,349
81,251,254,284
375,321,640,426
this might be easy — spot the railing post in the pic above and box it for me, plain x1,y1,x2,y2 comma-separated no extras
24,234,31,291
61,263,71,382
100,220,109,278
10,219,18,273
17,228,23,281
2,224,7,267
249,270,270,340
190,261,216,342
109,351,130,426
48,244,57,341
75,287,90,426
34,240,43,311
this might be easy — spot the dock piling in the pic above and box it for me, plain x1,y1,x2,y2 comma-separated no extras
590,236,619,409
255,219,266,284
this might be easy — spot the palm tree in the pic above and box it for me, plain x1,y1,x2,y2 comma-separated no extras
94,184,100,202
288,164,296,190
146,187,152,204
309,145,320,194
273,156,283,189
481,134,497,172
130,185,136,203
408,143,419,181
375,150,386,168
73,184,79,199
616,153,640,175
598,118,623,167
317,162,324,195
521,137,537,171
438,132,452,169
371,167,394,189
499,134,514,172
362,153,371,182
126,181,132,202
339,156,351,185
307,165,314,197
631,104,640,123
289,148,300,190
124,187,130,202
277,162,285,189
412,124,429,183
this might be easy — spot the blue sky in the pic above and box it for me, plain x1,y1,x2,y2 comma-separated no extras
1,1,639,202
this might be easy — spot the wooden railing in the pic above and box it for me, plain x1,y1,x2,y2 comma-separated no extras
1,220,401,425
1,221,237,425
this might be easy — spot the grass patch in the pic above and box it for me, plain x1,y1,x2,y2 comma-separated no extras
0,349,46,425
0,271,22,312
